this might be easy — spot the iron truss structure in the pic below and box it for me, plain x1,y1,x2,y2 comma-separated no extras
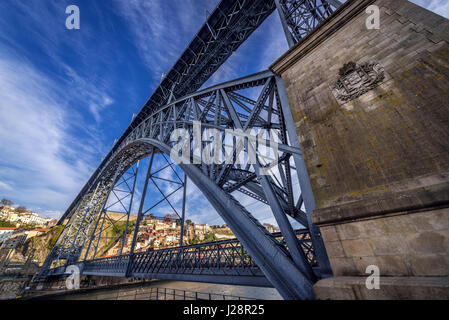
37,0,341,300
44,230,314,288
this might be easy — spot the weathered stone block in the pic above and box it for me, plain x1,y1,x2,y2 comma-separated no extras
271,0,449,299
381,214,418,235
329,257,357,276
408,208,449,231
407,254,449,276
324,240,346,258
314,276,449,300
336,223,364,240
320,225,340,242
407,231,448,254
369,234,409,255
341,239,374,257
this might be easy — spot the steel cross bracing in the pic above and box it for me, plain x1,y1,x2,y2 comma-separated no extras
38,0,341,300
44,230,315,287
275,0,341,47
59,0,338,225
40,71,332,299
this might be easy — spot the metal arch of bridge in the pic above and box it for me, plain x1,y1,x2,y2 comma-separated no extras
40,71,332,300
58,0,340,226
38,0,342,300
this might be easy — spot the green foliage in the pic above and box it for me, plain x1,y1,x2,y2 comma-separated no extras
47,225,64,249
205,232,217,242
1,198,13,206
0,219,14,227
111,221,136,237
21,223,36,229
189,232,217,245
16,206,27,213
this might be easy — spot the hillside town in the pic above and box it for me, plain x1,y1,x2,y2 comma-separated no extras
0,197,280,261
102,214,239,257
105,214,280,257
0,199,58,248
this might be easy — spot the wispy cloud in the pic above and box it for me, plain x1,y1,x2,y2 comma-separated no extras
0,181,13,191
113,0,219,86
411,0,449,18
202,10,289,89
0,1,124,218
0,55,97,218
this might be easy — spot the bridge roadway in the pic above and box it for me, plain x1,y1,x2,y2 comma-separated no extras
45,230,317,288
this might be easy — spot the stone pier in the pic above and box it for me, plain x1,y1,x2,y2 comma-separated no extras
271,0,449,299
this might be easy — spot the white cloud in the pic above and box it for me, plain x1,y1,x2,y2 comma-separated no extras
0,55,96,218
0,181,13,191
42,210,63,219
113,0,219,85
411,0,449,19
60,63,114,124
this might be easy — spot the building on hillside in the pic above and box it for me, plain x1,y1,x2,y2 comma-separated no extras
5,213,19,223
18,212,52,226
193,223,209,234
165,234,179,244
153,239,161,248
1,234,27,249
154,221,170,231
263,223,280,234
0,206,15,218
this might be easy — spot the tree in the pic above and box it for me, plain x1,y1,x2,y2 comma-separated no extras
205,232,217,242
186,219,192,225
164,213,178,221
16,206,27,213
47,226,64,249
1,198,13,206
0,219,14,227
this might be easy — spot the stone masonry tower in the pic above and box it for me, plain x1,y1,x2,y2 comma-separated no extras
272,0,449,299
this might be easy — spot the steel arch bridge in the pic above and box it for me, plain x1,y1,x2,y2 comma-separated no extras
37,0,342,300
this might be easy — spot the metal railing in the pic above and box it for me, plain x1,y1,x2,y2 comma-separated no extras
24,286,257,300
117,287,256,301
82,230,315,277
43,229,317,285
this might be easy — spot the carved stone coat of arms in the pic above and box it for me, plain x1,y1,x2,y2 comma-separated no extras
330,61,385,104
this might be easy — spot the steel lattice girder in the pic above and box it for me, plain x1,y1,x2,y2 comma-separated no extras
58,0,277,224
59,0,340,225
275,0,341,46
38,0,342,299
40,70,332,299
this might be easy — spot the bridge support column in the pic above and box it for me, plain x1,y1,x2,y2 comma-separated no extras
271,0,449,299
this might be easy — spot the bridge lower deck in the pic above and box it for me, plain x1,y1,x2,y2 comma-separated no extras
43,230,317,288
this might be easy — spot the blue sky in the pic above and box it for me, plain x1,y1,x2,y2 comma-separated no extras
0,0,447,223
